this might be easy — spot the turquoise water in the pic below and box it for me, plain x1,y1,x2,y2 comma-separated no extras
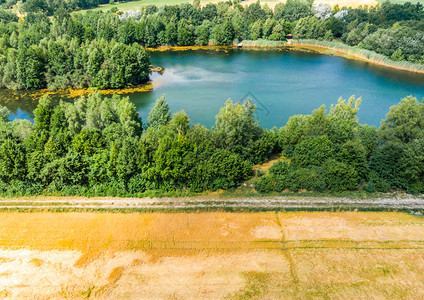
5,48,424,128
130,49,424,128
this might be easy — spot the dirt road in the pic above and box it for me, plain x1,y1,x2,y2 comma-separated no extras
0,196,423,212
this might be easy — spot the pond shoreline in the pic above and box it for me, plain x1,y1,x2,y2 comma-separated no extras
290,40,424,75
145,41,424,75
2,43,423,104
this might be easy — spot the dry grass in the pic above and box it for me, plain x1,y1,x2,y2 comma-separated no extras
29,258,44,267
1,211,424,298
0,212,283,255
110,251,291,299
289,249,424,298
280,212,424,242
252,154,284,174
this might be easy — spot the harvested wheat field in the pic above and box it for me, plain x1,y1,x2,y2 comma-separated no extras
1,212,424,298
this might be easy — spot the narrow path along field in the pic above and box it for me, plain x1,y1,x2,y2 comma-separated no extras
1,195,424,212
1,212,424,298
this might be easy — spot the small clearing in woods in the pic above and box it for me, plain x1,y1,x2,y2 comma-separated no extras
1,212,424,298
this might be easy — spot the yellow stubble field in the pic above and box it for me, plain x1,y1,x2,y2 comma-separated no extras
1,212,424,299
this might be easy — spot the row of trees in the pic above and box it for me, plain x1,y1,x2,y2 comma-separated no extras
0,0,422,90
0,93,278,196
112,1,424,60
255,95,424,194
0,39,150,89
1,93,424,196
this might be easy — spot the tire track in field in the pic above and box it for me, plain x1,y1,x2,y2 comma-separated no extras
274,211,300,285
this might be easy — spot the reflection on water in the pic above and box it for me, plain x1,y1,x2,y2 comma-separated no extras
343,58,424,86
0,88,68,121
0,89,38,120
2,48,424,128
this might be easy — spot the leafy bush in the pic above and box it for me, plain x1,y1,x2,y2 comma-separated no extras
254,176,274,193
288,167,326,192
323,159,358,192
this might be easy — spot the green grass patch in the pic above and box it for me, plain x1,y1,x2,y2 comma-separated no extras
240,39,288,47
237,271,272,299
77,0,214,13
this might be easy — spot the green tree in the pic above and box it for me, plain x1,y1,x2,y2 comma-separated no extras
324,159,359,191
0,137,26,182
369,142,405,189
379,96,424,144
391,49,405,61
147,96,171,129
400,138,424,193
165,21,178,45
34,95,54,133
283,0,313,22
250,20,262,40
269,23,286,41
222,20,235,44
17,45,46,89
0,105,9,122
263,18,276,38
170,110,190,136
119,20,136,44
213,99,263,159
177,19,194,46
291,135,334,167
48,41,70,76
212,21,235,45
324,17,344,38
274,3,285,20
195,20,211,45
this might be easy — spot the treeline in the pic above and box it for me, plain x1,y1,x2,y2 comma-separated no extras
2,39,150,90
0,0,422,90
96,0,423,61
1,93,424,196
0,8,151,90
0,94,278,196
255,95,424,194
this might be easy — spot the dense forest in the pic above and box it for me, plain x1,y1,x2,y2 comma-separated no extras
255,96,424,194
0,93,423,196
0,94,272,196
0,0,423,90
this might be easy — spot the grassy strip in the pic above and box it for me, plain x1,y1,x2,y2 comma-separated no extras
76,0,217,13
290,39,424,74
0,202,104,206
0,206,422,213
220,190,409,199
0,186,415,200
238,39,288,47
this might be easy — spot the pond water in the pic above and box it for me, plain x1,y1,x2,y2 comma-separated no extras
3,48,424,128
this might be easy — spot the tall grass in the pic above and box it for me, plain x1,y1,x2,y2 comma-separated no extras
238,39,288,47
291,39,424,73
